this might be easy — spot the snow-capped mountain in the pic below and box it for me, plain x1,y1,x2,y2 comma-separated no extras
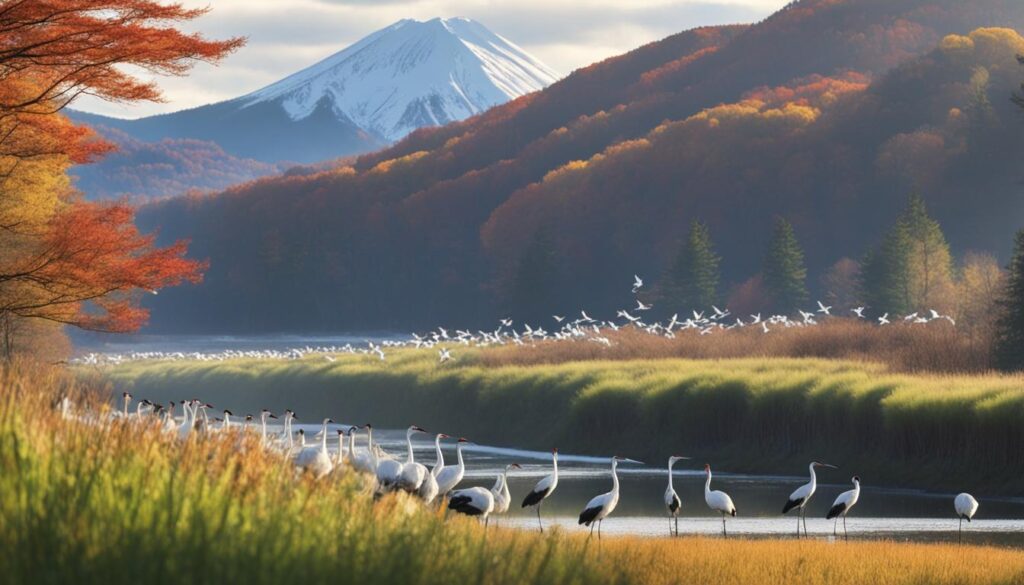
244,17,559,142
69,17,559,165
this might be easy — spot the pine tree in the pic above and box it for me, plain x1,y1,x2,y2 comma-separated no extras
994,230,1024,371
860,194,954,315
662,219,720,310
762,218,808,314
506,228,560,322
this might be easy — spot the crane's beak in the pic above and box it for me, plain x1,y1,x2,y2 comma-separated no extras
820,463,838,469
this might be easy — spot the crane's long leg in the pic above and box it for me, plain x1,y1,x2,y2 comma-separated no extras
959,517,963,544
722,513,727,537
675,515,679,537
669,515,672,537
833,516,838,538
598,520,602,540
589,522,595,538
537,502,544,533
485,516,490,532
802,508,809,537
796,512,801,538
843,515,848,541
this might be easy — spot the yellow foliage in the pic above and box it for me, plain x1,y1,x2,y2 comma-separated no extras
940,34,974,53
966,28,1024,67
368,150,430,174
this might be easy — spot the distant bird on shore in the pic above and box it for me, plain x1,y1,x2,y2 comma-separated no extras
578,456,633,539
783,461,837,538
522,448,559,533
704,464,736,536
826,476,861,539
955,493,979,544
664,455,690,536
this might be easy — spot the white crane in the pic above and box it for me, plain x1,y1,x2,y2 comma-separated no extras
448,487,496,528
955,492,979,544
632,274,643,293
522,448,559,533
664,455,690,536
294,418,335,479
350,425,377,474
435,438,469,499
431,432,450,478
375,442,403,491
491,463,522,521
397,425,429,492
782,461,837,537
334,429,348,470
704,464,736,537
578,456,634,539
826,476,861,539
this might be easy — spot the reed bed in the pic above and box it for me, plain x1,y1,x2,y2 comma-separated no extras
107,353,1024,494
477,320,991,374
6,362,1024,584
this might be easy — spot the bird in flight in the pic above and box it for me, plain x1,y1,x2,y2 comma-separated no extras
632,274,643,293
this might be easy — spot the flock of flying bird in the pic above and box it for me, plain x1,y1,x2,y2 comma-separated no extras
100,392,983,542
72,274,958,368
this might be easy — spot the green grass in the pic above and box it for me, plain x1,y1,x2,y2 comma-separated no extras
8,363,1024,585
103,350,1024,494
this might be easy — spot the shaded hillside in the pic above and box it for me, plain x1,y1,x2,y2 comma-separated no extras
135,0,1024,333
71,127,285,200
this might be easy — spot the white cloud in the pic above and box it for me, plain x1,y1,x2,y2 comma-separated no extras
73,0,787,118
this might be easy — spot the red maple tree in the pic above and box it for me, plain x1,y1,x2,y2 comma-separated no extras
0,1,242,355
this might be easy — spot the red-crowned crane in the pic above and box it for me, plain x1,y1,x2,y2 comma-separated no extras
294,418,334,479
704,464,736,537
782,461,837,537
397,425,429,492
435,438,470,499
522,448,559,533
447,487,495,529
578,456,637,539
955,492,979,544
418,432,449,504
664,455,690,536
491,463,522,521
826,476,861,539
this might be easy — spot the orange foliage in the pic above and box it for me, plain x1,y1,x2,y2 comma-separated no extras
0,1,239,351
3,201,206,332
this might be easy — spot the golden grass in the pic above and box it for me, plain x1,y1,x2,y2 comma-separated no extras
595,537,1024,585
478,319,991,374
8,361,1024,584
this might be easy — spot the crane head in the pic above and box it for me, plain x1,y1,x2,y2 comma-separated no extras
223,410,233,416
852,475,861,483
437,433,450,439
813,462,837,469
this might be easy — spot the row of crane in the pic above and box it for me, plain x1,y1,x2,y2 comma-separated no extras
114,393,982,541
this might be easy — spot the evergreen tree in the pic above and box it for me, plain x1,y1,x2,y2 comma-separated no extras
860,194,954,315
994,230,1024,371
506,228,560,322
662,219,720,310
762,218,808,313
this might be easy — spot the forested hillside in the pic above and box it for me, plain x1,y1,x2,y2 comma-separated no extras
135,0,1024,332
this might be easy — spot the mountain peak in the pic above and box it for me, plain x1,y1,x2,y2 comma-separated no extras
241,17,560,141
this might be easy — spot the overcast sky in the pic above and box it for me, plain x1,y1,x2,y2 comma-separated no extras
75,0,789,119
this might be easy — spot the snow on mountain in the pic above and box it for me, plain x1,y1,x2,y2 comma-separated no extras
242,17,561,141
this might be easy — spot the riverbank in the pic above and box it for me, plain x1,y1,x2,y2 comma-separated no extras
103,351,1024,495
8,362,1024,585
